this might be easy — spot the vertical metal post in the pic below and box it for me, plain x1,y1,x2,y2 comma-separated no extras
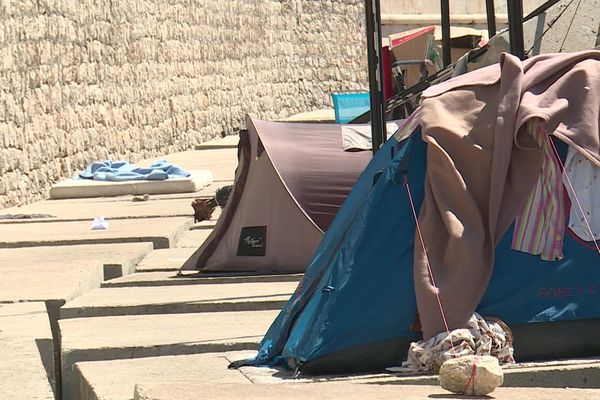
485,0,497,38
365,0,386,154
440,0,451,67
507,0,525,59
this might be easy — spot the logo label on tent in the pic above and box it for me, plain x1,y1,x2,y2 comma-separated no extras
237,226,267,256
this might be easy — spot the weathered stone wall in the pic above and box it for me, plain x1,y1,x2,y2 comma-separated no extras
0,0,367,208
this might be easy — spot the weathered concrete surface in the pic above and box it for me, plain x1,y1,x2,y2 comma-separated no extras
0,217,192,249
102,271,303,288
0,302,55,400
175,228,212,248
0,243,151,303
133,382,600,400
139,149,238,183
135,247,197,272
236,351,600,390
194,135,239,150
75,353,249,400
59,310,278,399
60,281,295,318
0,195,198,223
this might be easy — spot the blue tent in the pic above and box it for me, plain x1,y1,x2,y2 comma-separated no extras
233,127,600,375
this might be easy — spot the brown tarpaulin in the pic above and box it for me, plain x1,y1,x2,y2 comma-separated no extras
416,51,600,339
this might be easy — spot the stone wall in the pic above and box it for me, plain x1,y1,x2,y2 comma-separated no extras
0,0,367,208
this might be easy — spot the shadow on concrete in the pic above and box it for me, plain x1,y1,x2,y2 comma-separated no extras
35,338,56,399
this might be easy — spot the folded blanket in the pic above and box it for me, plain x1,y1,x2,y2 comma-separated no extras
77,160,190,182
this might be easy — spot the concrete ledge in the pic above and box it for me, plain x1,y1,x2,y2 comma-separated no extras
132,382,600,400
0,303,55,400
135,248,197,272
175,229,211,248
194,135,239,150
380,359,600,389
141,149,237,182
59,310,278,399
0,196,198,223
101,271,303,288
60,282,295,318
0,217,192,249
75,352,250,400
0,243,152,303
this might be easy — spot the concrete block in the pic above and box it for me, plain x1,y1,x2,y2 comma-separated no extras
136,247,195,272
0,195,197,223
135,247,197,272
0,302,55,400
175,228,211,248
59,310,278,400
0,217,192,249
138,149,237,182
101,271,303,288
59,281,295,318
0,243,151,303
194,135,239,150
132,382,600,400
75,352,249,400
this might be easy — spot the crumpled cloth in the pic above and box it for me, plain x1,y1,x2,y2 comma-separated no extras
77,160,190,181
388,313,515,373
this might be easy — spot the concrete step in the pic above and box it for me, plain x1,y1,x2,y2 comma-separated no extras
175,229,211,248
141,148,237,182
0,217,192,249
135,248,197,272
0,243,152,304
194,135,239,150
0,302,55,400
0,195,197,223
381,359,600,389
60,281,295,318
101,271,303,288
132,382,600,400
239,352,600,390
75,352,250,400
59,310,278,400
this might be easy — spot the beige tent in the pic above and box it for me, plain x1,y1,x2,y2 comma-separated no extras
182,115,374,274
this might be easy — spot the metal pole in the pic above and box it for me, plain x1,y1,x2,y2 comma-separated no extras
485,0,497,38
507,0,525,59
440,0,451,67
365,0,386,154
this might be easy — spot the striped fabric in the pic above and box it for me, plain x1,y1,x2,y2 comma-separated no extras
511,121,565,261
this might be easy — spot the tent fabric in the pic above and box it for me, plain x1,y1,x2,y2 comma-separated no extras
415,50,600,339
234,54,600,373
182,115,374,273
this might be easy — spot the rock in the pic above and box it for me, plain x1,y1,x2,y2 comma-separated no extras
439,355,503,396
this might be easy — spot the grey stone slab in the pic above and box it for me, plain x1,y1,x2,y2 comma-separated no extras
0,217,192,249
75,352,249,400
60,281,295,318
59,310,278,400
133,382,600,400
175,228,211,248
0,244,151,304
101,271,303,288
0,302,55,400
135,248,196,272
